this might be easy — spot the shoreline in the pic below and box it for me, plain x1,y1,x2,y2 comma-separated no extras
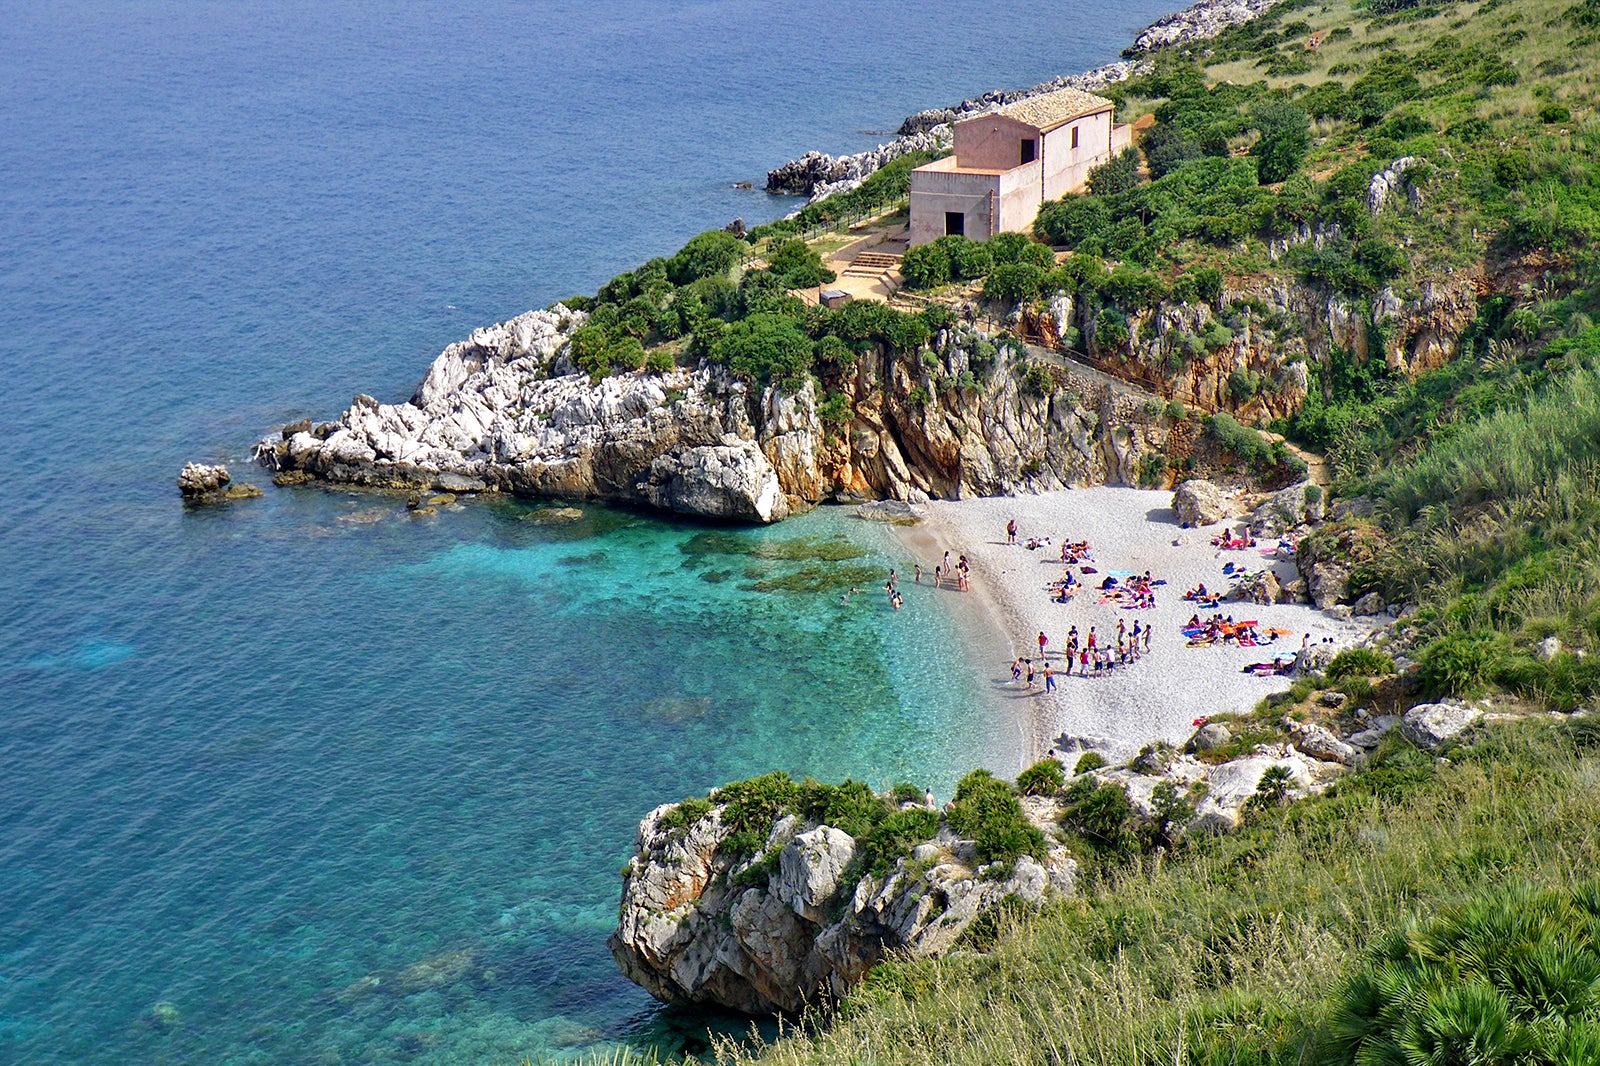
893,488,1383,765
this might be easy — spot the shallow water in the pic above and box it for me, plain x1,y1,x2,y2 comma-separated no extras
0,0,1177,1060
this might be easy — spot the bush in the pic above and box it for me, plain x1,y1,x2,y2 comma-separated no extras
1540,102,1573,124
1016,759,1066,796
1326,648,1395,681
659,796,713,834
1095,307,1130,350
1021,363,1056,397
984,262,1047,304
986,231,1033,266
937,234,993,280
1087,146,1142,196
900,242,951,289
667,230,746,286
1073,751,1107,774
713,314,815,389
1417,630,1510,697
855,807,941,876
767,239,835,288
946,770,1047,866
712,771,802,855
1250,100,1311,185
1193,266,1225,306
1060,778,1135,853
1325,884,1600,1066
645,348,675,373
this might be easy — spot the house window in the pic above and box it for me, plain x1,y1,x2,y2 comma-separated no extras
1071,126,1079,149
1020,138,1036,164
944,211,965,236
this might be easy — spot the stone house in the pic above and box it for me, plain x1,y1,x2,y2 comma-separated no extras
908,87,1131,245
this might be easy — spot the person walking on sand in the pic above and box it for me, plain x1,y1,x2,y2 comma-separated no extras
1038,630,1049,660
1044,661,1056,693
1025,659,1036,689
933,564,942,589
1007,518,1017,545
1012,657,1023,683
1144,623,1152,653
1080,647,1090,675
1087,625,1097,652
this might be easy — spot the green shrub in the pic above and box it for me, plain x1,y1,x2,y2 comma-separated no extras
659,796,713,834
936,234,993,280
986,230,1033,266
1060,777,1136,853
1250,100,1311,184
1021,363,1056,397
713,313,814,389
1325,884,1600,1065
1326,648,1395,680
888,783,926,805
667,230,746,286
712,771,802,855
1095,307,1130,349
984,262,1047,304
1417,631,1511,698
1073,751,1107,775
645,348,676,374
767,239,836,288
901,242,951,289
855,808,942,876
947,770,1047,866
604,336,647,372
1087,146,1142,196
1015,759,1065,797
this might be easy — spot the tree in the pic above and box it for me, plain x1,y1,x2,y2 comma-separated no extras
1087,146,1142,196
766,239,836,288
1251,101,1311,185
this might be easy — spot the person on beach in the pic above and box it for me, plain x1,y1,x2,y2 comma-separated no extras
1044,661,1056,693
1007,518,1017,544
914,564,922,584
888,569,898,591
1038,630,1048,660
1080,647,1090,674
933,564,942,589
1087,626,1097,651
943,550,951,574
1012,658,1023,683
1131,621,1142,659
1025,659,1035,689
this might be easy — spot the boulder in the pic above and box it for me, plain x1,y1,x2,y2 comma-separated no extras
1537,636,1563,662
1187,722,1233,753
177,462,231,501
1352,591,1386,616
639,440,790,524
1291,723,1360,766
1400,702,1483,752
1347,715,1399,749
775,827,855,924
1173,479,1232,527
1250,481,1323,536
1293,643,1336,677
1231,569,1282,605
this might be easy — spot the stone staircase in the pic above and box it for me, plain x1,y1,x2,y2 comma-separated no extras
840,251,902,287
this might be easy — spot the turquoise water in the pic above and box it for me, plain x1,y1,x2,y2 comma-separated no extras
0,0,1175,1060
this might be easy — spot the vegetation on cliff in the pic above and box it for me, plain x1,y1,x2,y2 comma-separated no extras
724,716,1600,1066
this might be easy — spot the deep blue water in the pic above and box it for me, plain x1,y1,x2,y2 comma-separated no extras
0,1,1176,1061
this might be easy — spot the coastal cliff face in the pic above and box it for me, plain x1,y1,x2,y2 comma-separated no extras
255,266,1479,523
255,310,1199,520
608,794,1077,1014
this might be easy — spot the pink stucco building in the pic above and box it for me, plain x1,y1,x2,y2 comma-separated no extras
908,87,1132,246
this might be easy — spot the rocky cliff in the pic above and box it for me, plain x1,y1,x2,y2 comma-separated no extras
609,789,1078,1014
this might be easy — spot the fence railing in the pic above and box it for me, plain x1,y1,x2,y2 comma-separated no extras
738,197,910,266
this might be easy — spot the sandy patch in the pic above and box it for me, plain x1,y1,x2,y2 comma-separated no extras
896,487,1381,766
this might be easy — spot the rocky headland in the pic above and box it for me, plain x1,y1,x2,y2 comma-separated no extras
609,678,1516,1014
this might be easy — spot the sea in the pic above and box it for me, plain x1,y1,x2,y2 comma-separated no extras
0,1,1177,1062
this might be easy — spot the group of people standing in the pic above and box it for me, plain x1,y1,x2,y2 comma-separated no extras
1013,616,1154,693
919,550,970,592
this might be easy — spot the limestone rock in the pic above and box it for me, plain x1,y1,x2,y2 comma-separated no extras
1250,481,1322,536
1187,722,1233,752
1352,591,1387,616
1538,636,1563,662
1400,702,1483,752
1347,715,1399,749
1231,569,1282,605
639,439,789,523
1173,479,1232,527
609,789,1074,1015
177,462,231,501
1291,722,1360,766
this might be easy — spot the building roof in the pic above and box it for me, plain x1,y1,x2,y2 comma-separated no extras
987,87,1114,132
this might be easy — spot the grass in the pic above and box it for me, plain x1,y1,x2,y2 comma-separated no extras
721,719,1600,1065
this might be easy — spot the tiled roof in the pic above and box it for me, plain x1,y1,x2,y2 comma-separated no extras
988,87,1114,131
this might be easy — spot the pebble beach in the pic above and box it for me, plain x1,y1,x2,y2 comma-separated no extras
898,487,1383,764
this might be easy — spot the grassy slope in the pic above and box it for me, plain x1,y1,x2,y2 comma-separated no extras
731,721,1600,1066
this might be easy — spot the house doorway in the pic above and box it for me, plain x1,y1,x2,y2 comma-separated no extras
944,211,965,237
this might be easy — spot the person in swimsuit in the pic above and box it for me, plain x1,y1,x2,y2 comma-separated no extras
1044,661,1056,692
1007,518,1017,544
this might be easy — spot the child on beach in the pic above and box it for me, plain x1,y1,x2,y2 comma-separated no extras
1037,630,1048,660
1012,658,1023,683
1025,659,1035,689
